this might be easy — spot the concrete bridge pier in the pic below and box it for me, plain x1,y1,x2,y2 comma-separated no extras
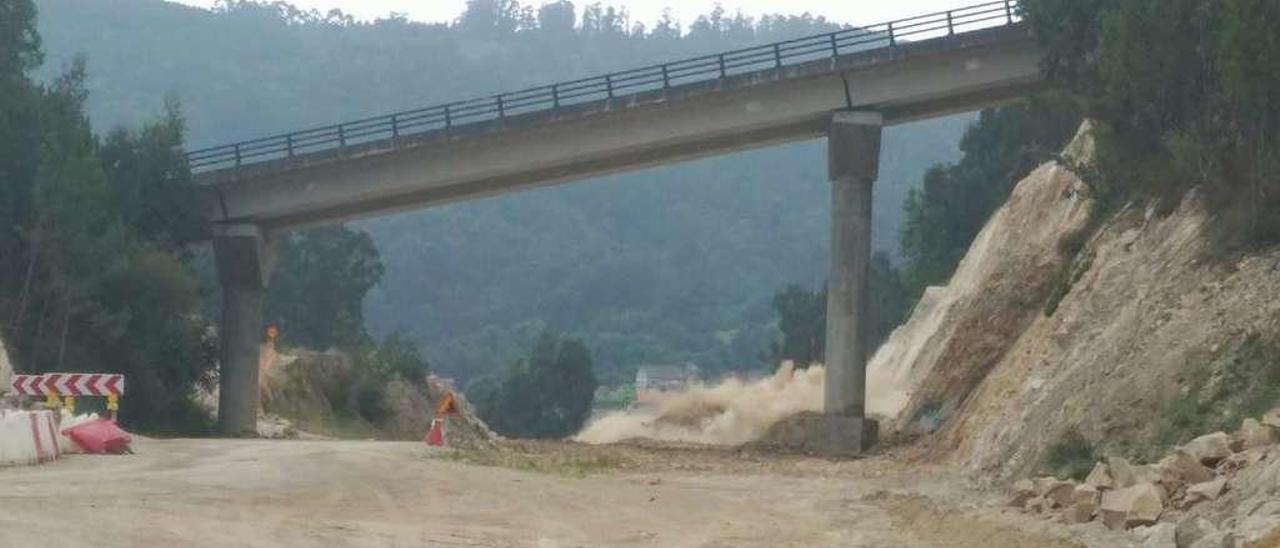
212,224,275,436
821,110,882,455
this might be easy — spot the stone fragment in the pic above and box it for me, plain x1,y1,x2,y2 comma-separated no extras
1186,532,1234,548
1158,450,1214,492
1138,522,1175,548
1175,517,1218,548
1109,456,1140,488
1010,479,1037,508
1073,484,1100,505
1044,480,1076,509
1100,482,1165,530
1215,448,1264,475
1085,462,1116,489
1261,408,1280,429
1238,418,1278,450
1181,432,1232,466
1066,498,1097,524
1236,500,1280,546
1184,478,1227,505
1024,496,1050,514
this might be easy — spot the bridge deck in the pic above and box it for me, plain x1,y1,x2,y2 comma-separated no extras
194,3,1040,231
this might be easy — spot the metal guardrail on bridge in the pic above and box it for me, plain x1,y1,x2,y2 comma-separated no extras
185,1,1022,173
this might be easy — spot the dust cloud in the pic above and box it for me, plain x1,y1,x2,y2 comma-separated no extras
576,357,913,446
575,362,824,445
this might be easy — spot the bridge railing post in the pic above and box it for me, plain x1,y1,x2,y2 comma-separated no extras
718,54,727,78
888,22,896,47
337,124,346,151
234,143,241,168
286,134,294,158
1005,0,1014,23
947,11,954,35
829,33,839,58
661,65,670,89
605,74,614,98
773,43,783,68
444,105,453,129
552,84,560,109
391,114,400,143
496,95,505,120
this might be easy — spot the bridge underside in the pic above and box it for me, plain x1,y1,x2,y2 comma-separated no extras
205,24,1042,446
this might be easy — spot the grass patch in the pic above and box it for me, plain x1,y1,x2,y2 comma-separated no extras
1155,333,1280,452
1043,428,1097,480
442,442,630,478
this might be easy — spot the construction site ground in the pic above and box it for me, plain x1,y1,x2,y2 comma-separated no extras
0,438,1140,547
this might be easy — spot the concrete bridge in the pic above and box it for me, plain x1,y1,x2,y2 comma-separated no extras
190,1,1041,450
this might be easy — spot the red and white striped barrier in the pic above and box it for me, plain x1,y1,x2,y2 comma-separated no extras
10,374,43,396
7,373,125,416
44,373,124,397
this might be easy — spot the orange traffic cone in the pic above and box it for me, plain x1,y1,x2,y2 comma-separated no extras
425,418,445,446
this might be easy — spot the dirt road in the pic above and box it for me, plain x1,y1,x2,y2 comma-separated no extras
0,439,1134,547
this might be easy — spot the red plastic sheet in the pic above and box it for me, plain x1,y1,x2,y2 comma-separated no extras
61,418,132,454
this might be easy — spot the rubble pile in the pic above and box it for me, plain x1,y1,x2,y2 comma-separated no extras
1009,409,1280,547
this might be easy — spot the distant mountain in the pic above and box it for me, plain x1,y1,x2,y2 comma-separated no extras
34,0,972,382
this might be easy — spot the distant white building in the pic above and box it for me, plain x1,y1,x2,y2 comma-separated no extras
634,363,699,400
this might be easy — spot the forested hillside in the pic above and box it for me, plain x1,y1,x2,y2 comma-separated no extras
32,0,972,383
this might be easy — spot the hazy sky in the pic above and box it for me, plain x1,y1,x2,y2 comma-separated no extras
170,0,968,28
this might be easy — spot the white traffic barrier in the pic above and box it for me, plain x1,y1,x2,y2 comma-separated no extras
0,410,61,466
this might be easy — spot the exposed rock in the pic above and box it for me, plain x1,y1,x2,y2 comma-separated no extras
1024,496,1051,514
1043,480,1077,509
1186,532,1234,548
1100,483,1165,530
1181,432,1233,467
1066,498,1097,524
1175,517,1218,548
1109,456,1161,488
1009,479,1037,507
1137,522,1176,548
1085,462,1116,489
1237,418,1277,450
1158,450,1214,494
1215,448,1264,476
1237,500,1280,546
1074,484,1101,505
1261,408,1280,429
1184,478,1226,505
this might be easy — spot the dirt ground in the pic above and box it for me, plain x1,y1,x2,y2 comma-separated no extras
0,438,1136,547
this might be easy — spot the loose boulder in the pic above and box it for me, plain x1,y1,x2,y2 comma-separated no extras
1237,418,1277,450
1085,462,1116,490
1158,450,1214,491
1100,482,1165,530
1184,478,1227,505
1175,517,1218,548
1261,408,1280,429
1043,480,1077,509
1010,479,1037,507
1181,432,1232,467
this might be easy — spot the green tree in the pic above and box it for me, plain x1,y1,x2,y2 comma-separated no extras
770,284,825,366
1022,0,1280,245
0,1,217,432
266,225,384,349
479,331,597,438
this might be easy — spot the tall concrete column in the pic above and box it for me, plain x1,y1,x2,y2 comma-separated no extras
213,224,275,437
822,110,882,454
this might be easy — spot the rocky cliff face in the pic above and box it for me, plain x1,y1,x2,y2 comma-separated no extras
868,123,1096,430
873,122,1280,482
